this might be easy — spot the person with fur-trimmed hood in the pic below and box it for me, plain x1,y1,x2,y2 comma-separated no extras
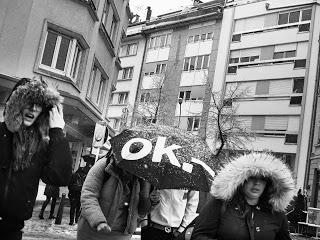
191,152,295,240
0,78,72,240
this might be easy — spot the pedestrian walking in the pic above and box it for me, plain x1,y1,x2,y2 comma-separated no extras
39,184,60,219
0,78,72,240
140,188,199,240
191,152,295,240
68,155,94,225
77,154,153,240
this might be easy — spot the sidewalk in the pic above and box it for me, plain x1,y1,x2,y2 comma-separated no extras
22,201,77,240
22,201,140,240
22,201,311,240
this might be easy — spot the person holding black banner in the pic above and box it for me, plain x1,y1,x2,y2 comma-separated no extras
77,153,153,240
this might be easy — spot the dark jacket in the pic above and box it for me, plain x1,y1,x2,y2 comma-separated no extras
0,122,72,223
191,153,295,240
192,198,290,240
44,184,60,198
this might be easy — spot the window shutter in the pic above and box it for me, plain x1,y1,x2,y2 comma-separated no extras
265,116,288,130
269,79,292,95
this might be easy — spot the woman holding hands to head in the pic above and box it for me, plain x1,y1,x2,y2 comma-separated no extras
191,152,295,240
0,78,72,240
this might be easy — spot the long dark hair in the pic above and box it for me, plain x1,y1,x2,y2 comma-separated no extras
8,78,49,171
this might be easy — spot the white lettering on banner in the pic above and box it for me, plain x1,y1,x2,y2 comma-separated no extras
121,138,152,160
152,137,182,167
191,158,215,178
120,136,215,176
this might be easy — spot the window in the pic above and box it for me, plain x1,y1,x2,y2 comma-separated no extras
273,52,284,59
40,30,84,82
207,32,213,40
278,13,289,25
302,9,312,21
101,1,119,42
148,33,172,49
278,9,312,25
101,1,110,27
120,43,138,57
87,63,108,108
294,59,306,68
121,67,134,80
179,91,191,100
155,64,166,74
289,96,302,105
285,134,298,144
187,32,213,43
229,58,239,64
223,98,232,107
240,57,250,63
293,78,304,93
227,66,237,74
116,92,128,104
140,92,151,103
232,34,241,42
110,16,118,42
187,117,200,131
190,57,196,71
183,55,209,71
289,11,300,23
298,23,310,32
113,118,120,130
273,50,296,59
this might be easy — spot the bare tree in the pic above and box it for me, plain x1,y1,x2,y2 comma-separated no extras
131,67,177,127
205,83,256,156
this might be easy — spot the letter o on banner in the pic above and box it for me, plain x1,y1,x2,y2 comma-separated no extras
121,138,152,160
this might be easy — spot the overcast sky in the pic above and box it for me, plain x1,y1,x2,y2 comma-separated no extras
129,0,210,20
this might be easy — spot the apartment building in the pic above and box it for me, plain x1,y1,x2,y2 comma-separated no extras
0,0,131,170
212,0,320,190
107,20,147,132
125,0,224,139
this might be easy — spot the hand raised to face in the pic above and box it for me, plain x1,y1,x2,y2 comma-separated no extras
49,104,65,129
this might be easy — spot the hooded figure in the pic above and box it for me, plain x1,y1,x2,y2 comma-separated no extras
0,78,72,239
191,152,295,240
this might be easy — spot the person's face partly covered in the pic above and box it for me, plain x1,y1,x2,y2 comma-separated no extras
22,104,43,127
243,176,267,201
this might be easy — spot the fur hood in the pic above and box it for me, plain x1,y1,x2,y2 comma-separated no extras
4,78,63,133
211,152,295,212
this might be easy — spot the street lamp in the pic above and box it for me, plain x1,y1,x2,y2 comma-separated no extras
178,98,183,127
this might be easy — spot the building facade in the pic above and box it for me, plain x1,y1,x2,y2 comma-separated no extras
0,0,131,170
213,0,320,190
122,1,225,140
107,21,147,132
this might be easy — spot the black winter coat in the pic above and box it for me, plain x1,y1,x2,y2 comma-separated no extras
191,198,291,240
0,122,72,225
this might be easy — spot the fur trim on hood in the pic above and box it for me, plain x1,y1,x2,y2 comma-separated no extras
211,152,295,212
4,78,63,133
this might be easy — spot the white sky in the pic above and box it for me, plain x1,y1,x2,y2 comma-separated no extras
129,0,210,20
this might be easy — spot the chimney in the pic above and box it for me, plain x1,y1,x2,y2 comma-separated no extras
146,6,152,21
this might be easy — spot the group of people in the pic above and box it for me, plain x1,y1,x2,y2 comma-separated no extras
0,77,299,240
